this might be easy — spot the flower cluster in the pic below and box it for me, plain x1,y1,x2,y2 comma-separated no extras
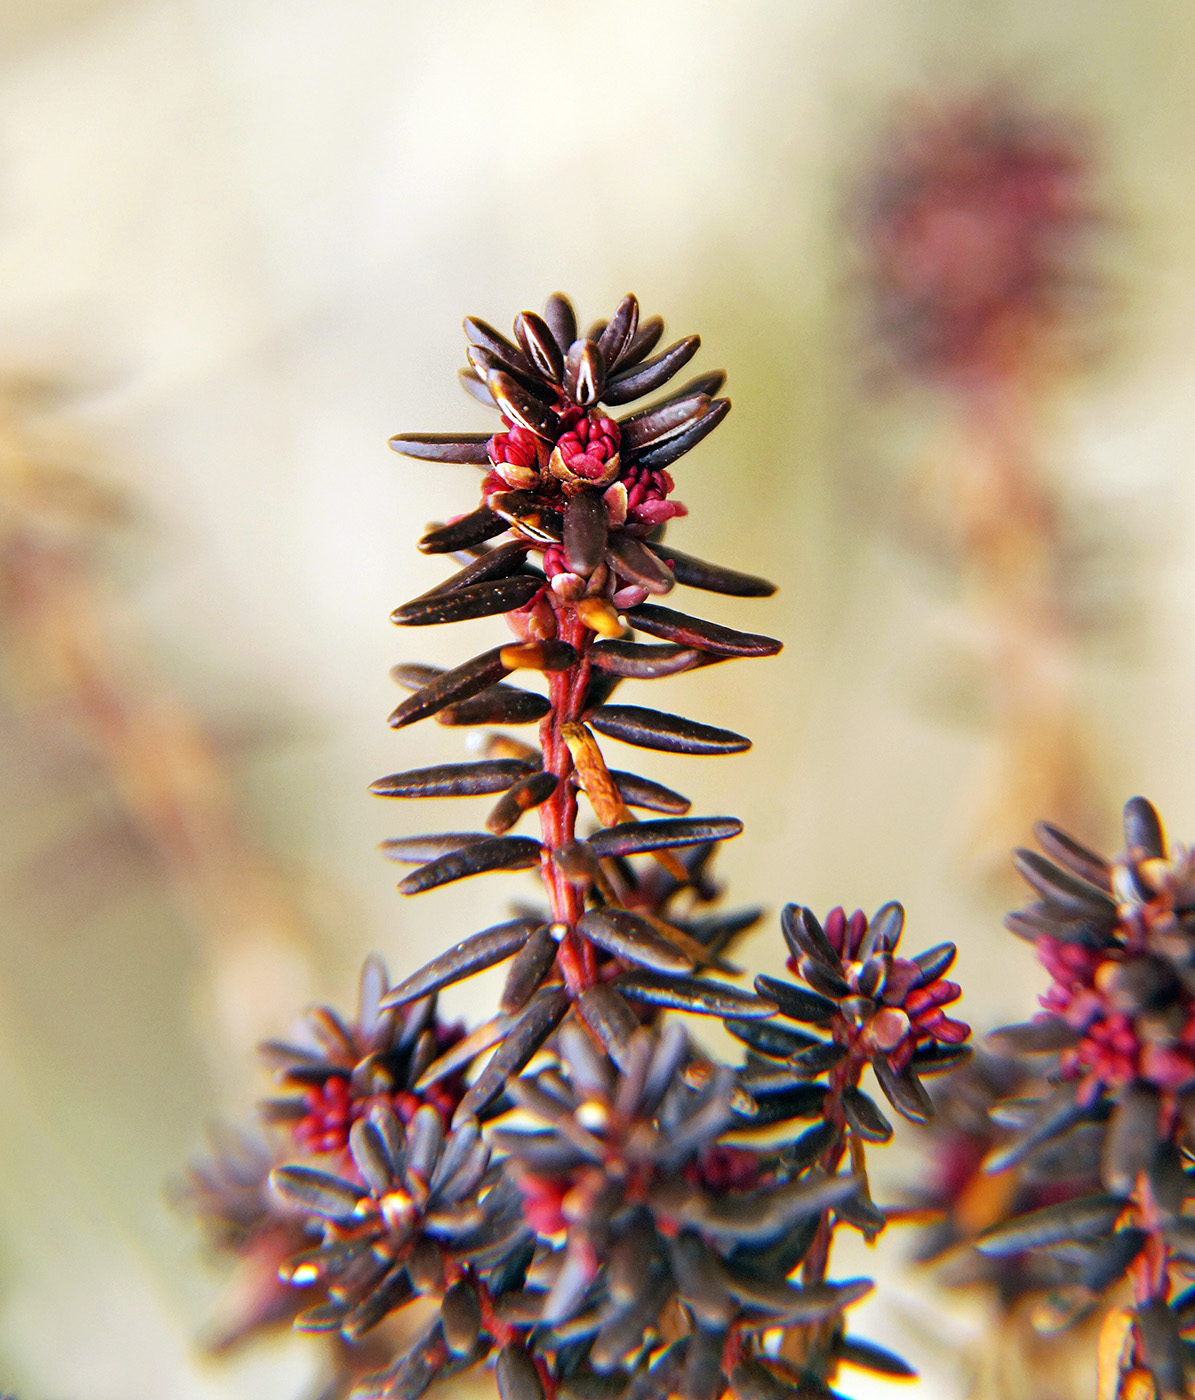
748,902,970,1136
1005,798,1195,1108
496,1021,875,1400
260,955,468,1157
270,1103,529,1354
980,798,1195,1397
391,293,738,632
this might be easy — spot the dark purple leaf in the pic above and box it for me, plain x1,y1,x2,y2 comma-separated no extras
459,367,496,408
1034,820,1113,891
487,370,558,438
833,1337,916,1379
646,544,775,598
576,984,639,1057
588,704,750,755
269,1165,367,1220
1101,1082,1162,1195
464,316,535,376
589,640,705,679
842,1087,893,1143
499,924,558,1013
417,506,507,555
780,905,842,973
606,533,675,595
624,603,781,658
496,1343,546,1400
389,432,491,464
441,1278,482,1355
380,919,539,1006
370,759,537,798
412,540,531,600
975,1193,1127,1255
387,647,510,728
542,294,577,354
586,817,742,858
514,310,564,383
610,769,691,814
564,340,606,406
910,941,956,983
1013,848,1118,919
453,989,570,1125
380,833,488,863
597,295,639,370
604,336,701,404
437,685,552,726
754,975,836,1025
619,393,710,452
577,908,693,976
630,399,730,470
489,489,564,543
618,971,776,1018
725,1018,822,1060
486,771,559,835
616,315,664,371
393,574,542,626
399,836,543,894
909,1042,973,1075
563,491,609,575
870,1055,932,1124
1124,796,1166,858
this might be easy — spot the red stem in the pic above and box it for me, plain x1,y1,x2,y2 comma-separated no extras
800,1038,867,1289
534,600,596,994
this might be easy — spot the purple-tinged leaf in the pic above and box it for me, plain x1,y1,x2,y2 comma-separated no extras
624,602,781,658
453,989,570,1125
398,837,542,895
588,704,750,755
417,507,507,555
578,908,693,976
586,816,742,858
380,919,539,1006
389,432,491,465
610,769,691,814
392,575,542,627
754,975,836,1025
631,399,730,470
370,759,537,798
604,335,701,404
619,971,775,1018
975,1193,1127,1255
589,641,705,680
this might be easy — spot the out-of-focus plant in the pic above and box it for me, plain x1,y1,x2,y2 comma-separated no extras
0,373,315,1061
980,799,1195,1398
909,799,1195,1398
902,1049,1103,1398
853,93,1113,872
189,293,976,1400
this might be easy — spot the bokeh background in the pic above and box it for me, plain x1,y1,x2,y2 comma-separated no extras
2,2,1195,1397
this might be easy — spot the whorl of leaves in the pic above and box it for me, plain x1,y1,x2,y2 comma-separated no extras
980,797,1195,1398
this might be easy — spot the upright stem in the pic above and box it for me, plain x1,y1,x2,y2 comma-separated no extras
786,1039,869,1375
801,1045,862,1289
535,601,596,994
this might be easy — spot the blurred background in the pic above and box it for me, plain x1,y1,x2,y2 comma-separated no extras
1,2,1195,1397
